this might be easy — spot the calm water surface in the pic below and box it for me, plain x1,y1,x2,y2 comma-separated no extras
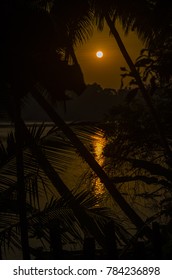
0,122,163,214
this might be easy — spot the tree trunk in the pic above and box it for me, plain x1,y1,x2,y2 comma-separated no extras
31,88,152,239
105,14,171,159
49,220,63,259
14,98,30,259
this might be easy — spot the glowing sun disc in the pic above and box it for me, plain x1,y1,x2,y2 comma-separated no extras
96,51,103,58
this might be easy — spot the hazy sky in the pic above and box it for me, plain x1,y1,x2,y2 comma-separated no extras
76,22,144,90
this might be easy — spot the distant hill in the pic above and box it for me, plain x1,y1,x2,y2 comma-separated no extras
22,84,128,122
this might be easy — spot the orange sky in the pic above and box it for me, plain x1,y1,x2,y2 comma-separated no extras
75,22,144,90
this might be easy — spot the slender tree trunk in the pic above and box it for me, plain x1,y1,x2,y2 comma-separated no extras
69,45,80,66
31,88,152,239
14,98,30,259
49,220,63,259
105,14,171,159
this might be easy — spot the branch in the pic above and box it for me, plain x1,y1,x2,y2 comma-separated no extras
123,158,172,182
112,175,171,188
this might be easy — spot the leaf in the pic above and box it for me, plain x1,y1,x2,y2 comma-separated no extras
140,48,148,56
129,79,137,86
135,58,153,67
120,67,127,72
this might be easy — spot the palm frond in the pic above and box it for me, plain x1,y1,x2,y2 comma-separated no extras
0,188,124,257
50,0,94,46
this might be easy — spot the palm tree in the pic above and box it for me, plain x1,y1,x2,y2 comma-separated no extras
88,0,172,158
20,120,110,247
31,87,152,238
1,0,154,251
41,0,171,158
0,0,83,259
0,0,91,258
27,0,172,232
0,1,109,256
33,1,155,234
0,126,132,258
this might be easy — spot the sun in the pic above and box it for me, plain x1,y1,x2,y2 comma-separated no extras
96,51,103,58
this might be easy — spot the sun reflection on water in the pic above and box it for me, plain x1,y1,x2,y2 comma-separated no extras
92,133,106,196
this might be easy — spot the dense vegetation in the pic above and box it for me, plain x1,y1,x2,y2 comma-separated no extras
0,0,172,259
